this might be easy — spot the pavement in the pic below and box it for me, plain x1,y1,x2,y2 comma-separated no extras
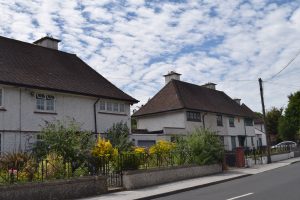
80,157,300,200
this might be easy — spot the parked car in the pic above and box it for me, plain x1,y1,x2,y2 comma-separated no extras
271,141,297,149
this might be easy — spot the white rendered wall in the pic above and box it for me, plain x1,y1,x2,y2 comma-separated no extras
0,85,132,153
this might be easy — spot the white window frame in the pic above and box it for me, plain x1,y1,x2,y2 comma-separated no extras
35,93,55,112
106,102,113,111
0,88,3,108
119,103,125,113
113,102,119,112
99,101,106,111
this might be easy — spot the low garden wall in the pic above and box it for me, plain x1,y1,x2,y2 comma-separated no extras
271,151,294,162
246,151,295,167
0,176,107,200
123,164,222,189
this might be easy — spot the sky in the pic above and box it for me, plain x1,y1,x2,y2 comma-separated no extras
0,0,299,113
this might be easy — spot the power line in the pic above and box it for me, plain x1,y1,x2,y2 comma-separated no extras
268,49,300,81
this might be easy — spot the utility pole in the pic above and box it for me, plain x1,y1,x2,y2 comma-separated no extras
258,78,272,164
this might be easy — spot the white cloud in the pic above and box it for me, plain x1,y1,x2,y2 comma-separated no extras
0,0,299,113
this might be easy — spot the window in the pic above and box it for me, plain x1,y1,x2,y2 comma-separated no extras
46,95,54,111
99,101,105,111
0,88,3,107
187,111,201,122
217,115,223,126
231,136,236,150
137,140,156,148
36,93,55,111
113,102,119,112
229,117,235,127
107,102,112,111
244,118,253,126
119,103,125,112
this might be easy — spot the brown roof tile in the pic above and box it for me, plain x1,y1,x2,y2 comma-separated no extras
0,36,138,103
133,80,255,117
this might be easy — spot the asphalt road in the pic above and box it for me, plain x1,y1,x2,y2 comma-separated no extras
153,162,300,200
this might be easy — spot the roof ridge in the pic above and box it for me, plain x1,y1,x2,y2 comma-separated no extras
0,35,75,56
171,80,186,108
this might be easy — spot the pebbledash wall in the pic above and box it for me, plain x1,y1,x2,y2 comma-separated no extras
0,176,107,200
0,84,131,153
135,110,256,151
123,164,222,189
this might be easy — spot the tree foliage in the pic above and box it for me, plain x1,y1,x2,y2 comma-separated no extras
33,119,94,164
185,128,224,165
265,107,283,136
106,122,133,152
279,91,300,141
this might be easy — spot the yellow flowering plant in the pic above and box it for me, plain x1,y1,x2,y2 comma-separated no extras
91,137,118,160
149,140,176,155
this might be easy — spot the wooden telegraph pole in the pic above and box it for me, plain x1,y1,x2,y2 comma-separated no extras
258,78,272,164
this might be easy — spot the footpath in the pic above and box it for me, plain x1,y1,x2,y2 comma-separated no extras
80,157,300,200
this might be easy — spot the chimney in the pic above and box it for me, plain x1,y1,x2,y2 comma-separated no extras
202,82,216,90
33,36,61,50
233,98,241,105
163,71,181,85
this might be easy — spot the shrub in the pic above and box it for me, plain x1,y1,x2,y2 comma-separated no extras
91,138,118,159
149,140,175,155
186,128,224,165
106,122,133,152
32,119,94,173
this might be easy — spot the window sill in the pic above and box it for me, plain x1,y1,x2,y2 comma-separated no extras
0,107,6,111
34,111,57,115
217,124,223,127
98,111,127,116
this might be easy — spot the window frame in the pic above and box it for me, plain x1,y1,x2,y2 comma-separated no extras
119,103,125,113
186,111,201,122
99,101,106,111
229,117,235,127
35,93,55,112
244,118,253,126
217,114,223,126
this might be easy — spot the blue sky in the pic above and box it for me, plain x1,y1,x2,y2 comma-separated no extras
0,0,299,112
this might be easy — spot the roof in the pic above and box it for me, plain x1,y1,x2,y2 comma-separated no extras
0,36,138,103
132,80,255,117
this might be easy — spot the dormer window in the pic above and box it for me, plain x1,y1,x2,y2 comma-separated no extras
36,93,55,111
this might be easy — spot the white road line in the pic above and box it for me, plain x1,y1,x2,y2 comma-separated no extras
226,193,254,200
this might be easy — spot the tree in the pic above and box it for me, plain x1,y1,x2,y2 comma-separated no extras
106,122,133,152
278,91,300,141
265,107,283,136
32,119,94,171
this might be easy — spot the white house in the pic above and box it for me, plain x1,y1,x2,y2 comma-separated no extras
132,71,257,151
254,118,267,147
0,36,138,153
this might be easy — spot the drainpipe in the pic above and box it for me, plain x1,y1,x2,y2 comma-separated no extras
94,98,100,136
18,88,22,152
202,113,207,129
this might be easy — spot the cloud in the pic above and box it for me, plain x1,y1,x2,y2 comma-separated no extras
0,0,299,113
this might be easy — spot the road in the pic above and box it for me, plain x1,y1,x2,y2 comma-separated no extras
153,162,300,200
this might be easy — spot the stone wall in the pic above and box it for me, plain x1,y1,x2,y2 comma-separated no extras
0,176,107,200
123,164,222,189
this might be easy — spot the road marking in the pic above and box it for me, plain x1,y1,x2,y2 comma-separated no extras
226,193,254,200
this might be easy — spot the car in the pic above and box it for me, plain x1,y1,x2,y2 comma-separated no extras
271,141,297,149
